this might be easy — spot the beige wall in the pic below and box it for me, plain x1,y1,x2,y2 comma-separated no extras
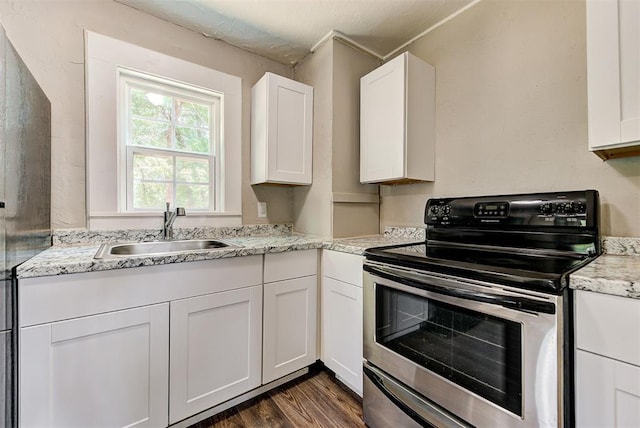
293,40,334,237
331,41,380,237
3,0,636,236
381,0,640,237
293,40,380,238
0,0,294,229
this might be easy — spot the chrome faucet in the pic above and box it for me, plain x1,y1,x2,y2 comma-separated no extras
163,202,186,240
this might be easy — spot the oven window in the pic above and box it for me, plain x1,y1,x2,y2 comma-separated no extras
375,284,522,416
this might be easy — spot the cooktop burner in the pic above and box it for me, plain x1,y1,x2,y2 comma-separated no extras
365,242,594,293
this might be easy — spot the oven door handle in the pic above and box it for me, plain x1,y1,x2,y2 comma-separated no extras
364,264,556,315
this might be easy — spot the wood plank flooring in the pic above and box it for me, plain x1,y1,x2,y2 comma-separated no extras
190,367,366,428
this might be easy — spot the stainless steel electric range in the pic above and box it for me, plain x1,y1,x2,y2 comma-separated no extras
363,190,600,428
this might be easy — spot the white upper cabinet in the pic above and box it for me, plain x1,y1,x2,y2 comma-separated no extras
251,72,313,185
587,0,640,160
360,52,435,184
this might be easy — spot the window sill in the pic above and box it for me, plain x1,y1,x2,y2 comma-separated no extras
88,212,242,230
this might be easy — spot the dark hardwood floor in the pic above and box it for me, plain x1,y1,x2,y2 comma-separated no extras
190,367,366,428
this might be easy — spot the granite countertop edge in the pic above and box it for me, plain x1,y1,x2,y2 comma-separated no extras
568,254,640,300
16,234,418,280
18,233,640,301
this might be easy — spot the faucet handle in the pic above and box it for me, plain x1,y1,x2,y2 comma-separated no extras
165,202,171,213
176,207,186,216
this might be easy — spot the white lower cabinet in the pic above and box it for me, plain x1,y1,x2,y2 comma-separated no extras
262,250,318,384
575,290,640,427
18,256,263,428
20,304,169,428
322,277,363,395
321,250,363,396
169,286,263,424
576,350,640,427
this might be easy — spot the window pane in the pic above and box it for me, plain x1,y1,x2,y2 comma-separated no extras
131,118,172,149
133,182,173,209
175,127,210,153
176,184,210,209
131,88,171,122
133,153,173,181
176,99,209,128
176,158,209,184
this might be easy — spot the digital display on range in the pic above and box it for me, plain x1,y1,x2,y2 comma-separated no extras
474,202,509,218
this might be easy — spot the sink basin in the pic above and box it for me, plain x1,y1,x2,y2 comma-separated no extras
94,239,240,259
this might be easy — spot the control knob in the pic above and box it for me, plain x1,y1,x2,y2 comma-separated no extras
555,201,575,214
540,203,553,215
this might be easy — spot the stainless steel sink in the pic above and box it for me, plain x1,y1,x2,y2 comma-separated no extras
94,239,240,259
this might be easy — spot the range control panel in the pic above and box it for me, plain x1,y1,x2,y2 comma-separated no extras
425,190,599,228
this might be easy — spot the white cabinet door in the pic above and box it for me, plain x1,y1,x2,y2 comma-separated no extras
169,285,262,424
360,54,406,183
576,350,640,427
587,0,640,158
360,52,435,184
322,276,363,396
263,275,317,384
251,72,313,185
20,304,169,428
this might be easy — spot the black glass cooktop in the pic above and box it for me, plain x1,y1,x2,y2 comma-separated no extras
365,242,595,293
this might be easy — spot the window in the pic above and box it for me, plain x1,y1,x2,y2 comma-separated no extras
86,31,242,229
119,70,220,212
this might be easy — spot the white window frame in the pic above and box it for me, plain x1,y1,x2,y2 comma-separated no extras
118,70,221,213
85,31,241,229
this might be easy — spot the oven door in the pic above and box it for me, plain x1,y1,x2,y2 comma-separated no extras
363,261,565,428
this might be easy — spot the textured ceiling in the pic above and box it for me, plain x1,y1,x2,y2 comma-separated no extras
116,0,476,65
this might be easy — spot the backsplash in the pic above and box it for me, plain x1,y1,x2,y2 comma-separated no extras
53,224,293,245
602,236,640,256
51,225,640,257
383,226,425,240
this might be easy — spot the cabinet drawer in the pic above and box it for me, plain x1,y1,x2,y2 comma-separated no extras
576,290,640,366
322,250,363,287
19,255,262,327
264,250,317,283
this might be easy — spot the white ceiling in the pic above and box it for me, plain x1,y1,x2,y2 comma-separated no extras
116,0,477,65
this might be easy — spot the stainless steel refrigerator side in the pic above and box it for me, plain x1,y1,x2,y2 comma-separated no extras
3,28,51,269
0,24,52,427
0,24,10,427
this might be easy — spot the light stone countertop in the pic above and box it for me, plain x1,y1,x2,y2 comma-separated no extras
16,233,419,280
568,236,640,300
569,254,640,299
17,226,640,301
